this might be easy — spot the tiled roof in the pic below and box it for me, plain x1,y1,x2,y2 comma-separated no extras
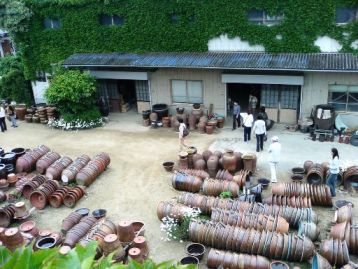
63,52,358,72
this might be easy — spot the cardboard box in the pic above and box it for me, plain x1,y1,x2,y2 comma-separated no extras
137,101,150,113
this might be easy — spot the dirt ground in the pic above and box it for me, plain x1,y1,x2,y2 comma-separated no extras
1,113,358,267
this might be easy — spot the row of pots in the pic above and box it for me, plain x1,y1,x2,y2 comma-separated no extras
188,220,315,262
0,227,26,251
172,172,203,193
75,152,110,186
202,179,240,197
210,208,289,233
22,175,47,198
36,151,61,174
46,156,73,181
61,211,83,233
29,180,60,209
64,215,98,247
207,249,270,269
343,166,358,191
263,194,312,208
298,221,320,241
15,173,36,193
61,155,91,183
320,239,350,267
330,220,358,255
333,204,353,224
0,204,16,227
271,182,333,206
178,169,209,180
157,201,190,221
16,145,50,172
177,192,317,227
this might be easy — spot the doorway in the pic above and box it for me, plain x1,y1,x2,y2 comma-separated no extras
227,83,261,113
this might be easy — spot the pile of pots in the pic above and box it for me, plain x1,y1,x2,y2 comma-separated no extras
172,172,203,193
298,221,320,241
0,204,16,227
46,156,73,180
320,239,350,267
177,192,317,227
263,194,312,208
271,182,332,206
207,249,270,269
61,155,90,183
215,169,233,180
202,179,239,197
156,201,191,221
1,227,26,251
15,104,26,120
63,186,86,208
333,204,353,223
22,175,47,198
29,180,60,209
210,208,289,233
61,211,84,233
179,169,209,180
16,145,50,172
25,106,57,124
330,220,358,255
49,186,71,208
76,152,110,186
36,151,61,174
343,165,358,191
64,215,98,247
188,221,315,262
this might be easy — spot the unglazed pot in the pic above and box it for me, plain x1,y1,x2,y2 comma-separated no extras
222,149,236,172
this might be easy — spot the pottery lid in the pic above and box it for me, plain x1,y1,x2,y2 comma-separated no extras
118,220,132,227
104,234,118,243
129,247,141,255
133,236,146,243
20,220,35,232
5,227,19,236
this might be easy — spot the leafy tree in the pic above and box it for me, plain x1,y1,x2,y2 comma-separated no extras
45,69,101,125
0,0,32,34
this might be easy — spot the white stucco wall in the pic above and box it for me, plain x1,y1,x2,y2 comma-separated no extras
149,69,226,116
301,72,358,117
31,80,49,104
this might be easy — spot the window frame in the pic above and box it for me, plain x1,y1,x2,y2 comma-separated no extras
43,18,61,30
328,84,358,112
335,7,357,25
171,79,204,104
247,9,284,25
100,14,125,26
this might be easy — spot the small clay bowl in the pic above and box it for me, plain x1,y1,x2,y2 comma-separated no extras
185,243,206,261
75,208,90,217
92,209,107,219
180,256,199,265
163,162,174,172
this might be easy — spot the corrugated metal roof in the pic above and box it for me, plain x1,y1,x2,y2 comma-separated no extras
63,52,358,72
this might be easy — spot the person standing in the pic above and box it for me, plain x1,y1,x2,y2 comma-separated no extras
326,148,340,197
252,114,266,152
0,104,7,132
7,103,17,128
178,118,188,151
268,136,281,183
232,102,241,130
249,94,258,115
243,110,254,142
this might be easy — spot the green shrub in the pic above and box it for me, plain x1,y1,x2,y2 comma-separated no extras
45,69,102,130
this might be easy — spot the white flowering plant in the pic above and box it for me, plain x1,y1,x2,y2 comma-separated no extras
48,117,103,130
160,207,201,242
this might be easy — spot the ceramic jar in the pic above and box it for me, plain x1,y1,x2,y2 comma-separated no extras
222,150,236,172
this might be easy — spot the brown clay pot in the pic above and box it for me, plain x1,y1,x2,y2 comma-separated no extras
172,172,202,193
75,153,110,186
202,179,239,197
36,151,61,174
16,145,50,173
128,247,144,263
133,236,149,257
117,221,135,243
222,149,236,172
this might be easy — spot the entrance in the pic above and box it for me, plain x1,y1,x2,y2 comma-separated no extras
227,83,261,113
97,79,150,113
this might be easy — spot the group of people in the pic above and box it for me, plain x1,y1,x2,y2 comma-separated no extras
0,102,18,132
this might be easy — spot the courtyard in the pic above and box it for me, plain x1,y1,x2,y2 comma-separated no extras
1,114,358,267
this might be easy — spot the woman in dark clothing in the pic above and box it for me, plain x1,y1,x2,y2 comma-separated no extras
8,105,18,127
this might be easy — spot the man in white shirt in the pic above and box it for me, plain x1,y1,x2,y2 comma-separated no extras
268,136,281,183
0,104,7,132
242,110,254,142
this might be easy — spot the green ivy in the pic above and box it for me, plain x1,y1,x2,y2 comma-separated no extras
8,0,358,78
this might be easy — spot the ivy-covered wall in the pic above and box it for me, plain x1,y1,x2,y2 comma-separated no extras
16,0,358,78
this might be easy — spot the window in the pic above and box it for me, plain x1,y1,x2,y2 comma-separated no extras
171,80,203,103
247,9,284,25
261,85,299,109
336,7,357,24
329,85,358,112
135,81,150,101
170,13,179,24
43,18,61,29
100,14,124,26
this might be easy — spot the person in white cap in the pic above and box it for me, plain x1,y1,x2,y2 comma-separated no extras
268,136,281,183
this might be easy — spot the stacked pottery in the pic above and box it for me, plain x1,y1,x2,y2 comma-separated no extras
22,175,47,198
242,153,257,173
263,195,312,208
172,172,202,192
3,228,24,251
189,221,315,262
232,170,250,187
343,166,358,191
117,220,135,243
45,156,73,181
133,236,149,258
20,220,39,237
202,179,239,197
16,145,50,172
46,107,57,120
157,201,195,221
333,204,352,223
63,186,86,208
14,201,30,220
61,211,83,233
25,114,32,123
306,163,324,184
303,160,314,173
178,152,188,170
320,239,350,267
76,152,110,186
49,186,71,208
271,182,332,206
29,180,60,209
15,173,36,193
37,107,48,124
207,249,270,269
61,155,90,183
207,155,219,178
128,247,144,263
298,222,320,241
36,151,61,174
312,253,332,269
7,173,18,186
102,234,126,262
15,104,26,120
210,208,289,233
330,220,358,254
215,169,234,181
177,193,317,227
162,117,171,128
216,117,225,128
222,150,236,172
87,219,118,249
0,204,16,227
64,216,97,247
